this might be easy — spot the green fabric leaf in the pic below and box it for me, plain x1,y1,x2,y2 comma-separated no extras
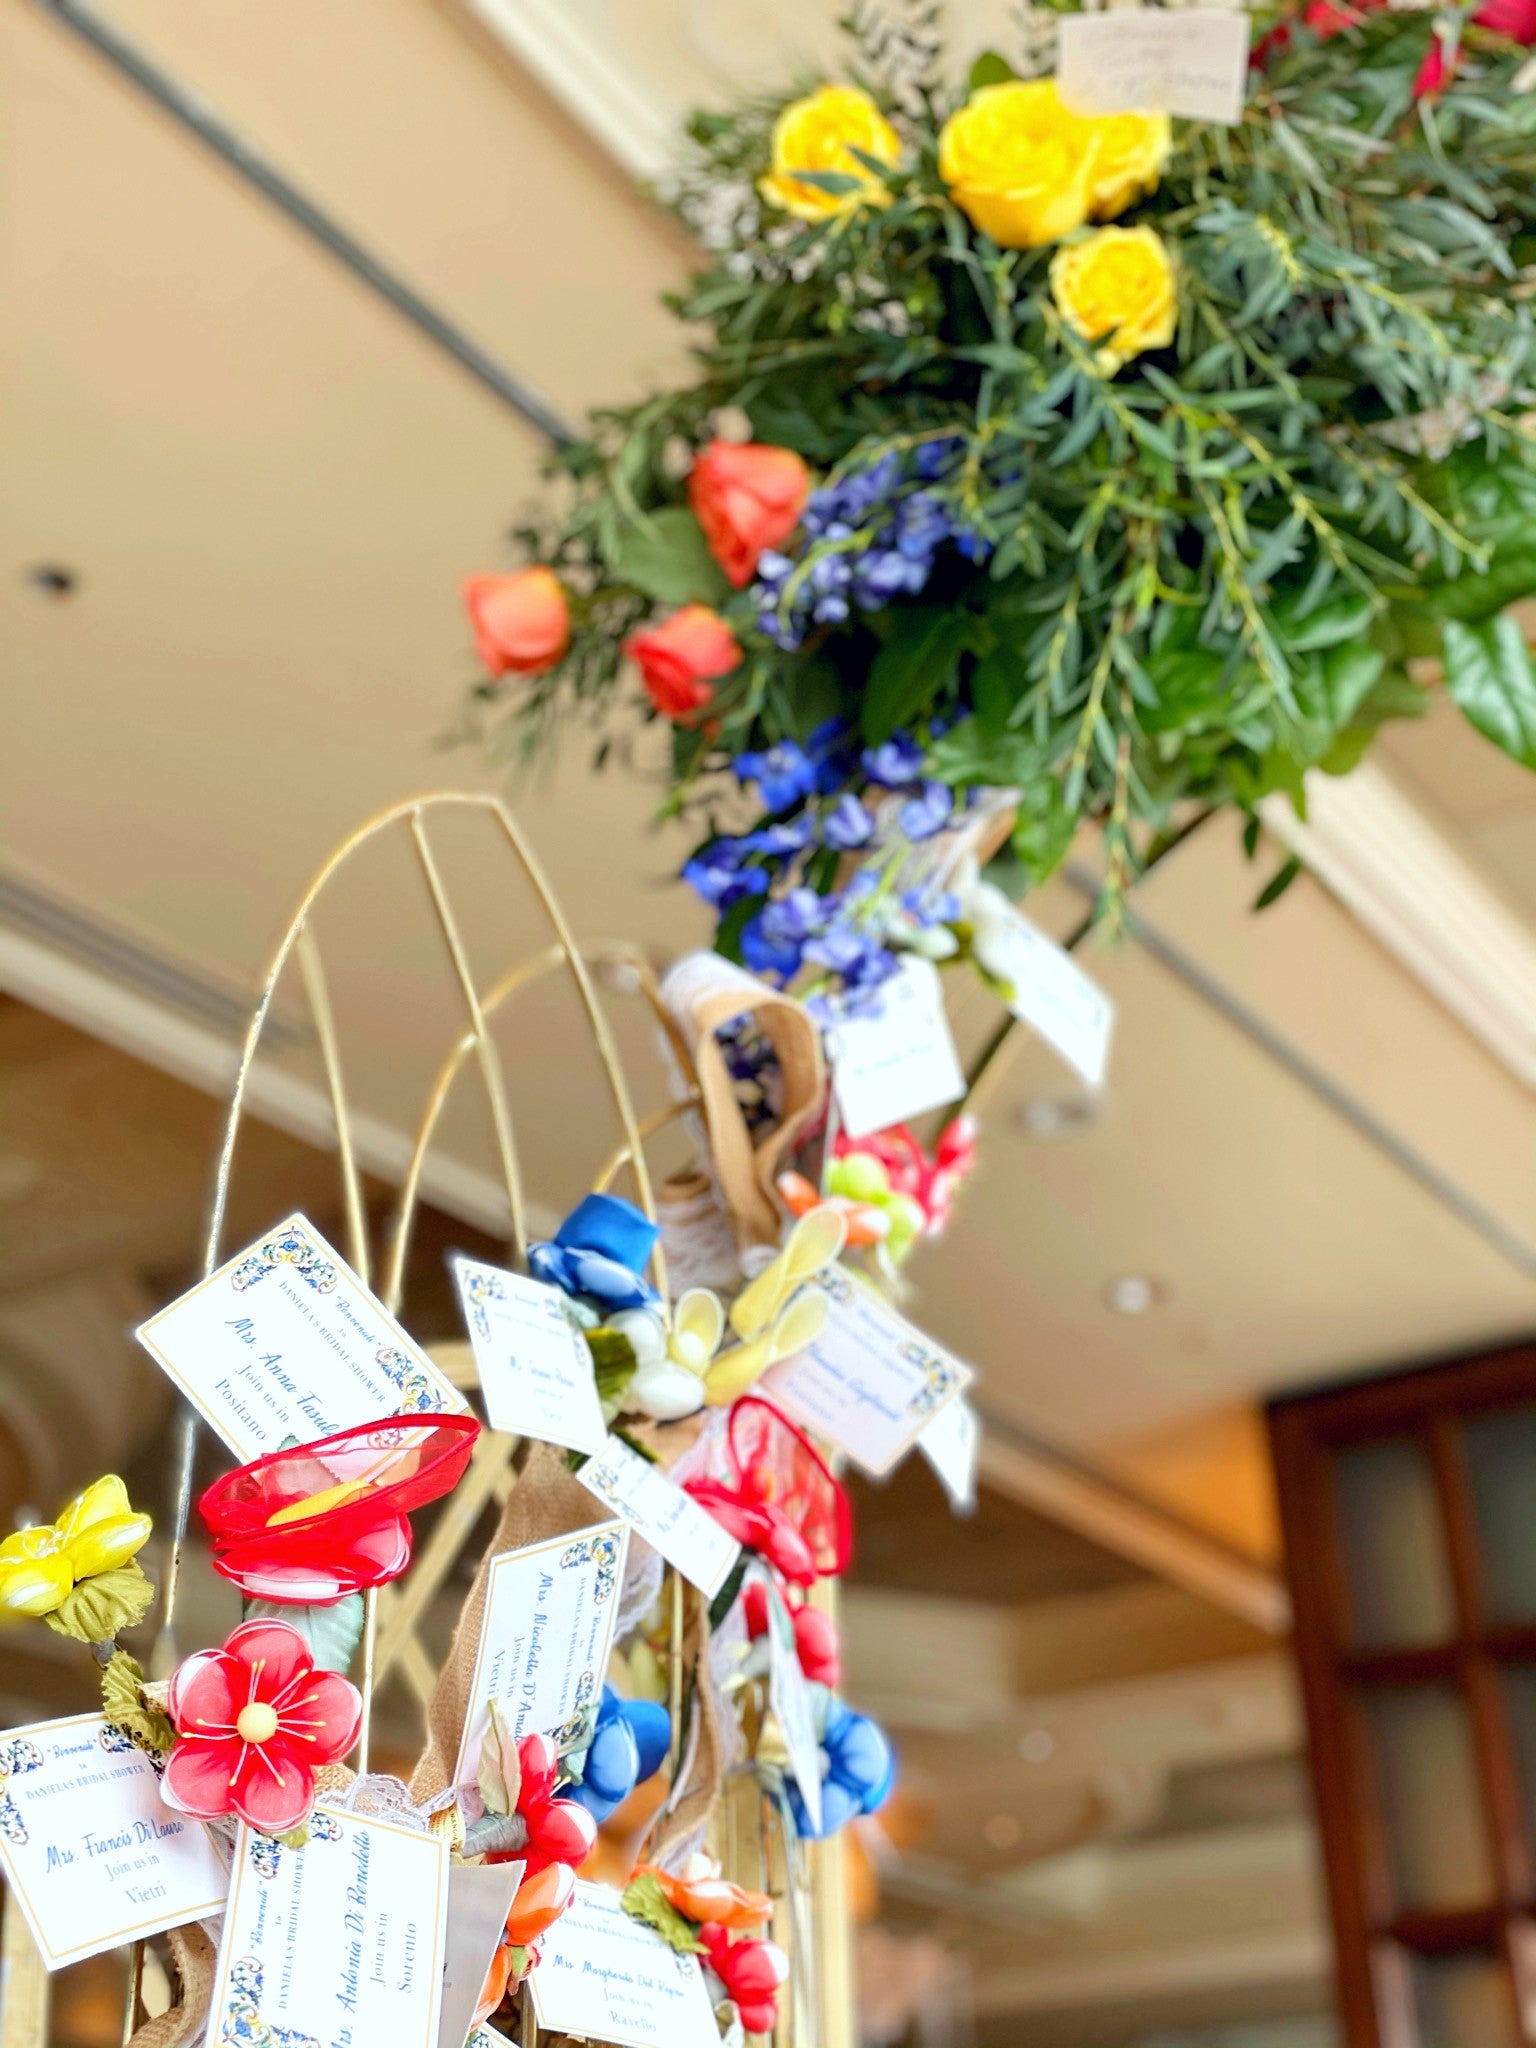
608,507,729,605
478,1699,521,1819
100,1650,175,1754
244,1594,364,1676
969,49,1016,88
586,1327,639,1403
621,1873,705,1955
44,1561,154,1644
862,610,973,744
1443,614,1536,771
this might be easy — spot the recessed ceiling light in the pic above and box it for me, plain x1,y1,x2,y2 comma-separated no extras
1014,1092,1100,1138
1103,1273,1168,1315
983,1813,1023,1849
25,565,78,599
1017,1729,1055,1764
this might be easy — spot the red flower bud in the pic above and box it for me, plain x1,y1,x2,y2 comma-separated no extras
624,605,742,720
688,441,809,587
464,569,569,678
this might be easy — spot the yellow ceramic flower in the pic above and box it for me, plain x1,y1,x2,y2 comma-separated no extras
0,1476,152,1622
1087,110,1172,221
939,79,1101,250
759,85,901,221
1050,224,1178,373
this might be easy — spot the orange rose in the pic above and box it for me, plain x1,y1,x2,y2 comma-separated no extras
464,568,570,678
625,605,742,720
636,1858,773,1931
688,441,809,588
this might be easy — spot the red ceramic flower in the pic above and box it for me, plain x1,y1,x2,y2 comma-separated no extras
742,1582,842,1688
483,1732,598,1878
162,1618,361,1835
464,568,570,677
624,606,742,719
685,1397,851,1588
688,441,809,587
1477,0,1536,37
699,1924,789,2035
199,1414,479,1603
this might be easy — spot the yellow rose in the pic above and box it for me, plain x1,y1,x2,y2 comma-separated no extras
759,85,901,221
1050,225,1178,373
938,80,1100,250
1088,110,1172,220
0,1474,152,1623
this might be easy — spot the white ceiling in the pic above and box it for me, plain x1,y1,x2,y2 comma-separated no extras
5,0,1536,1570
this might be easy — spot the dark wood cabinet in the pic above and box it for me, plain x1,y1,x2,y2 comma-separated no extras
1271,1343,1536,2048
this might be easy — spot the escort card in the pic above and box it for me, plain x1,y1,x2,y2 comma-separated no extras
762,1266,972,1476
0,1714,227,1970
438,1860,525,2048
577,1435,740,1599
136,1213,467,1461
1057,6,1252,124
528,1879,722,2048
761,1577,823,1835
921,1392,981,1513
452,1254,607,1456
207,1805,449,2048
984,906,1115,1090
827,956,965,1139
453,1521,630,1787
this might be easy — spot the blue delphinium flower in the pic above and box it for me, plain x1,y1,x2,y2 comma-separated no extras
898,779,953,840
822,793,875,850
682,839,771,909
860,732,925,787
735,740,819,812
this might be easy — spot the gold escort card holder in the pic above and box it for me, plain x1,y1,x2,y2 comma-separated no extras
0,793,853,2048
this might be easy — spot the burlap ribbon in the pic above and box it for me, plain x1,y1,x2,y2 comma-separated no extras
661,953,825,1252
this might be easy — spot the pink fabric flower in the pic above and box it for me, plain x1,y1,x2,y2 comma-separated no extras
162,1619,361,1835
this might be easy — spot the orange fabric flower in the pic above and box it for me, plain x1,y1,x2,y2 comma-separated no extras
636,1858,773,1931
688,441,809,587
625,606,742,719
464,568,570,677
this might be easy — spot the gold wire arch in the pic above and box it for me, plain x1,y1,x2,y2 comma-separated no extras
110,791,717,2046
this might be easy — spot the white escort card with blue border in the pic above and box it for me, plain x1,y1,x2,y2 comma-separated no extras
135,1213,467,1462
528,1879,723,2048
452,1521,631,1787
577,1434,740,1599
826,955,966,1140
0,1713,228,1969
452,1254,607,1457
762,1266,973,1476
206,1805,450,2048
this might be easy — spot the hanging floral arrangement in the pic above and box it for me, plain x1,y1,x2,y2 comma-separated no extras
461,0,1536,1012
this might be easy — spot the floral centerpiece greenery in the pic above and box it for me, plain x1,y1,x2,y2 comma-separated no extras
462,0,1536,999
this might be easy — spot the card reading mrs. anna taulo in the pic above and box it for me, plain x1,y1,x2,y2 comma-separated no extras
136,1212,467,1462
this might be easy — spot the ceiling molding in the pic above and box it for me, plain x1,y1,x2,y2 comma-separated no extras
447,0,676,180
1260,761,1536,1091
0,921,554,1243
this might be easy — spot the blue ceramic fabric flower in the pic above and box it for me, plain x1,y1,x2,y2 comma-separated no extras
787,1703,895,1839
528,1193,660,1310
561,1686,671,1822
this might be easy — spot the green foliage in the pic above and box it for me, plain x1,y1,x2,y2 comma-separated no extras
45,1560,154,1644
100,1650,175,1754
470,8,1536,883
621,1872,706,1955
245,1594,364,1675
